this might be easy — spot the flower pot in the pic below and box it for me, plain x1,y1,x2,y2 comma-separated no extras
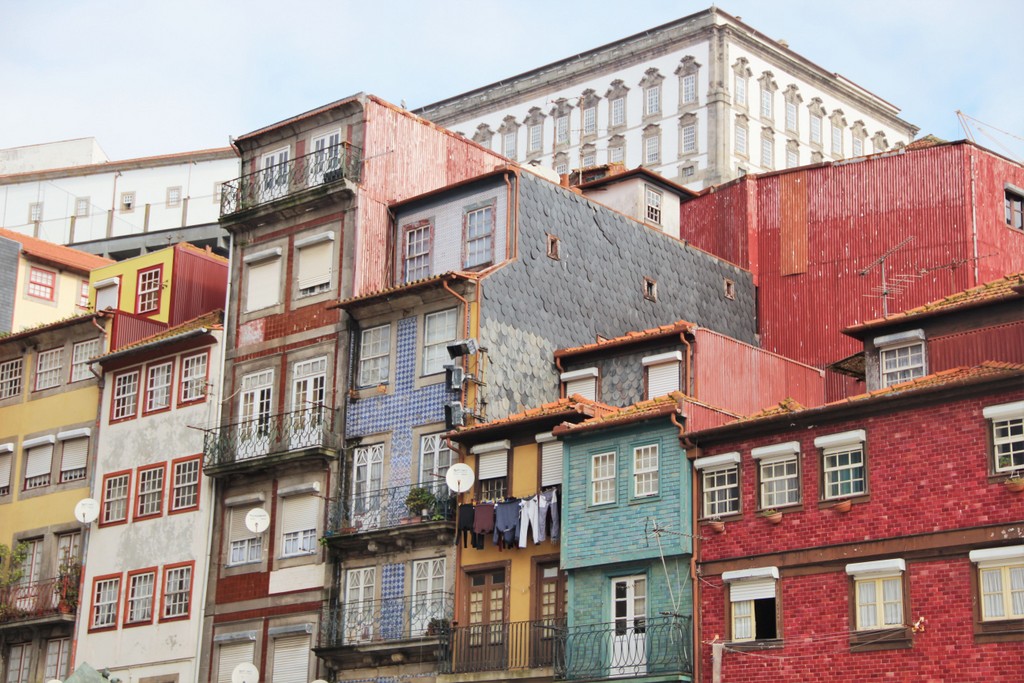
763,511,783,524
832,499,852,513
1005,479,1024,493
708,520,726,533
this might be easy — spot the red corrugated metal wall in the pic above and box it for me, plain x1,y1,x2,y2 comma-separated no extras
685,402,739,432
692,328,825,416
929,321,1024,370
170,245,228,325
354,98,507,295
679,178,753,272
111,311,167,351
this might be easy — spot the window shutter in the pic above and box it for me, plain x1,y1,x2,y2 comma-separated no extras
646,362,680,399
477,451,508,480
0,453,11,489
541,441,563,487
25,444,53,479
296,242,332,290
95,283,118,311
565,376,596,400
230,508,256,543
217,641,255,683
61,438,88,474
281,496,318,535
729,579,775,602
246,259,281,312
270,635,310,683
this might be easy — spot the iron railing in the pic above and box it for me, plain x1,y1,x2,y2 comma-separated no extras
439,618,566,674
0,578,69,623
328,480,456,534
319,593,453,648
220,145,363,215
203,406,337,469
556,616,692,680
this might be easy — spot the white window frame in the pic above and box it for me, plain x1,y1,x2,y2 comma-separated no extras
294,232,335,298
172,457,201,511
815,430,867,500
724,567,779,642
75,197,90,218
682,73,697,104
92,576,120,628
556,115,569,144
735,122,748,157
163,565,192,618
682,123,697,154
137,267,161,314
404,223,431,282
127,571,155,624
645,185,663,225
846,559,906,631
645,85,661,117
281,495,318,557
644,134,660,165
136,466,164,517
71,339,100,383
611,97,625,127
44,637,70,680
145,360,173,412
35,348,63,391
358,324,391,387
503,131,516,158
879,341,926,387
229,506,263,565
528,123,543,153
633,444,659,498
761,136,774,169
422,308,458,376
591,452,616,506
113,369,140,420
785,101,798,133
984,401,1024,474
464,205,494,269
810,114,822,144
752,442,800,509
695,452,741,518
0,358,23,399
970,546,1024,622
180,352,208,403
102,473,130,523
583,106,597,135
243,248,283,313
760,88,773,119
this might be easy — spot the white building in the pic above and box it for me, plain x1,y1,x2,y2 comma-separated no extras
415,7,919,189
0,139,237,258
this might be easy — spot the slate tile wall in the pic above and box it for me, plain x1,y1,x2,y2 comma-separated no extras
0,239,20,333
564,342,682,408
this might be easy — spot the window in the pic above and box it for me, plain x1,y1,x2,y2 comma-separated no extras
239,369,273,456
853,136,864,157
229,507,263,565
538,432,563,487
145,360,173,413
243,248,282,313
880,342,926,387
785,101,798,133
645,185,663,225
815,430,867,500
643,276,657,302
633,445,659,498
403,222,431,282
582,149,596,168
735,120,748,156
1005,189,1023,231
681,123,697,154
464,204,494,268
162,564,192,619
75,197,90,217
609,143,624,164
528,123,543,153
312,130,342,182
561,367,598,401
260,148,290,197
810,113,823,145
645,85,661,116
121,191,136,212
760,88,773,119
59,432,89,482
358,324,390,387
295,232,334,297
832,125,843,156
1,358,23,399
112,369,140,420
91,575,121,630
735,73,747,105
761,135,774,169
6,643,29,683
753,442,800,509
27,267,56,300
695,452,741,517
583,106,597,135
101,471,131,524
591,452,616,505
167,186,182,208
503,131,516,158
423,308,457,376
970,546,1024,623
135,266,162,314
57,531,81,564
476,444,509,501
644,133,660,165
611,97,625,127
29,202,43,222
281,495,318,556
126,569,156,624
272,634,312,683
0,447,10,497
352,444,384,524
556,116,569,145
171,456,201,512
644,351,682,398
95,277,119,310
984,401,1024,473
420,433,453,489
846,559,906,633
34,348,62,391
136,465,165,519
78,279,90,308
217,641,255,683
44,638,70,680
724,567,779,642
23,437,54,489
546,234,561,260
786,145,799,169
682,73,697,104
179,351,209,404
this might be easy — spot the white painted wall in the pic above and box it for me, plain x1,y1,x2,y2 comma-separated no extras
581,178,683,240
0,138,108,174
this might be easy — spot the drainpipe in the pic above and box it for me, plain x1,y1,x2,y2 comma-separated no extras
680,332,694,397
681,434,701,683
555,357,566,399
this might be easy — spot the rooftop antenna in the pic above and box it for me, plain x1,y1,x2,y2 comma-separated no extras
858,236,914,317
957,110,1024,162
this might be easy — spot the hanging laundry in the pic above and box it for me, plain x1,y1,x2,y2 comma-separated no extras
518,495,540,548
493,498,520,550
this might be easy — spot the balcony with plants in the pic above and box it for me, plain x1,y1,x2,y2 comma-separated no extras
325,481,457,552
0,546,80,629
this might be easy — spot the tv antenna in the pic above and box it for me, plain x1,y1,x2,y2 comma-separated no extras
858,236,915,317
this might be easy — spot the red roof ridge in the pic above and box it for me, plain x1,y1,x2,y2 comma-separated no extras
555,320,693,358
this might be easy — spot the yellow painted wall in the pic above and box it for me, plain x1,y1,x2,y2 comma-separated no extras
11,258,89,331
90,247,175,323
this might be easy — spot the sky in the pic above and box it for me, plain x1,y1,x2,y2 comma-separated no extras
1,0,1022,162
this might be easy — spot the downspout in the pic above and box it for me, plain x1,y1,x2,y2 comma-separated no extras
680,332,694,397
555,357,566,398
681,434,701,683
503,172,514,261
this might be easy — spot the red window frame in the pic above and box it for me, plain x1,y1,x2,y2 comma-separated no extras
78,279,90,308
100,469,133,527
169,454,202,514
159,560,195,622
134,463,166,521
177,350,210,407
88,572,122,633
135,265,163,315
27,267,56,301
122,566,158,627
142,358,175,416
110,368,141,423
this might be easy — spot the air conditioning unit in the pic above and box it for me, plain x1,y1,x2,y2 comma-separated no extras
444,364,465,391
445,402,465,430
447,338,479,359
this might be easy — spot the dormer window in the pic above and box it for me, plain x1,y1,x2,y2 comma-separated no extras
874,329,926,388
643,351,681,399
561,367,598,401
464,204,495,269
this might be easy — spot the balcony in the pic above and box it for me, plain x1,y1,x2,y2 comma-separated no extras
556,617,693,681
316,592,453,667
202,407,338,476
220,145,362,217
0,578,75,627
439,618,566,676
325,481,456,552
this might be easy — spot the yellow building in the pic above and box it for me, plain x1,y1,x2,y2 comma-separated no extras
0,228,112,334
0,314,107,682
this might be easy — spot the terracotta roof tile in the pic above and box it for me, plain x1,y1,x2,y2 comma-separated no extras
553,392,740,436
333,272,478,310
451,395,616,440
0,228,113,273
555,320,693,358
99,310,223,358
736,397,807,423
0,313,97,345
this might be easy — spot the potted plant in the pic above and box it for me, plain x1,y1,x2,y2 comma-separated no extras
426,617,450,636
404,487,436,524
707,516,726,533
1005,470,1024,493
832,498,852,513
761,508,783,524
0,542,28,621
55,559,81,614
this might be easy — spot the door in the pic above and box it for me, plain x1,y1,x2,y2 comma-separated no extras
261,148,290,199
411,559,446,636
290,358,326,450
420,432,453,500
458,568,507,672
313,132,342,183
239,370,273,458
610,575,647,677
343,567,376,643
532,562,567,667
351,445,383,529
16,538,43,612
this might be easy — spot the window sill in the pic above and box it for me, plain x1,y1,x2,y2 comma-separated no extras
974,618,1024,643
817,493,870,510
628,494,662,505
758,503,803,514
849,627,912,652
726,638,784,651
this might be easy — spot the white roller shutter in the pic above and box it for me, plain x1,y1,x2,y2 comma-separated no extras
477,450,508,480
646,362,680,399
60,438,89,476
0,453,11,490
230,508,257,544
729,579,776,602
217,641,255,683
271,635,310,683
94,280,119,311
541,441,563,487
281,496,318,535
246,259,281,312
565,376,596,400
296,242,332,291
24,444,53,479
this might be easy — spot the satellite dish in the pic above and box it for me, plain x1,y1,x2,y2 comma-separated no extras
244,508,270,534
74,498,100,524
231,663,259,683
446,463,475,493
312,680,329,683
47,679,63,683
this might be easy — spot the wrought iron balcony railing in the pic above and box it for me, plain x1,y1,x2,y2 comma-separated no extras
0,578,71,624
556,616,693,680
439,618,565,674
220,145,363,216
327,480,456,534
203,406,337,470
319,592,453,648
